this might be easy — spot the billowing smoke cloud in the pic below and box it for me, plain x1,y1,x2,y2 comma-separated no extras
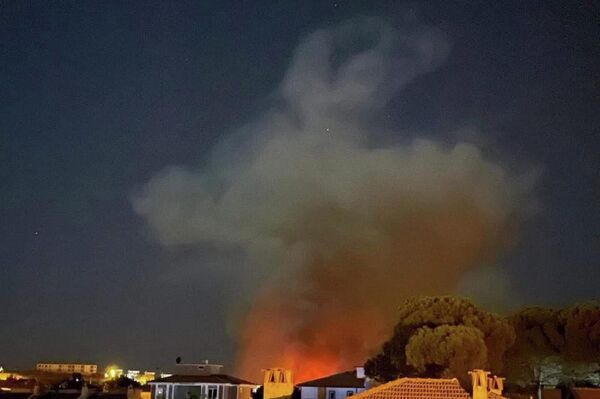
133,18,535,382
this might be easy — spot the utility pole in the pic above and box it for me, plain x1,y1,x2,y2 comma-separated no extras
534,365,543,399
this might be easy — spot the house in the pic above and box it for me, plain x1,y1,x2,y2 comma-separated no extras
348,376,470,399
297,368,367,399
147,363,256,399
346,369,509,399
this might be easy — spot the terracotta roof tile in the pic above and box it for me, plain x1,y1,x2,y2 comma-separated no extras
351,378,470,399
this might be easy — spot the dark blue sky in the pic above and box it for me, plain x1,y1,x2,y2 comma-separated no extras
1,1,598,372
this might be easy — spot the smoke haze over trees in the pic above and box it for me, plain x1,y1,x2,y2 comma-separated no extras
365,297,600,387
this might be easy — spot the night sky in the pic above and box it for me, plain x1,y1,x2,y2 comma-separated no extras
1,1,598,373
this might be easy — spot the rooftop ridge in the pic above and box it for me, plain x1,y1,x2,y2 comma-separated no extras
297,370,365,387
351,376,468,399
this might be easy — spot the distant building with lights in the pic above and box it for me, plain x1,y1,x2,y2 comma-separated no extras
104,366,125,380
36,362,98,375
148,362,256,399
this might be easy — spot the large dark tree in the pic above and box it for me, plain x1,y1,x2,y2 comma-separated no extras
365,297,600,388
364,296,515,384
504,304,600,386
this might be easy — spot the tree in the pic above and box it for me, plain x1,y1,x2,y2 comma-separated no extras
365,296,516,383
504,304,600,387
405,325,488,378
103,376,142,391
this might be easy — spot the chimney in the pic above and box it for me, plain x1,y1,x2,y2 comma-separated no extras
488,375,505,396
469,370,490,399
262,369,293,399
356,367,365,379
469,370,505,399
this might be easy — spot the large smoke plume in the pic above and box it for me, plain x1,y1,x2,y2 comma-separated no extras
133,18,534,381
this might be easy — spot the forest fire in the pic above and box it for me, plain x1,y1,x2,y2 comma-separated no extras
233,287,388,382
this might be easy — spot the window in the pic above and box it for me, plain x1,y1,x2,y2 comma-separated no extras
208,387,218,399
346,392,354,397
329,391,336,399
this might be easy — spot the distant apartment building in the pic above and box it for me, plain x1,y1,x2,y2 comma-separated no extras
36,362,98,375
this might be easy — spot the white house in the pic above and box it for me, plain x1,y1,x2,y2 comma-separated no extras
298,368,367,399
148,363,257,399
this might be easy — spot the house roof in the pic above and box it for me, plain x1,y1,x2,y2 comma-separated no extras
148,374,256,386
349,378,470,399
298,371,365,388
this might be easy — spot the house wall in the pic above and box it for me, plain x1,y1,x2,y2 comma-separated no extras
153,384,168,399
173,385,204,399
301,387,318,399
325,388,364,399
301,387,364,399
238,386,253,399
151,383,256,399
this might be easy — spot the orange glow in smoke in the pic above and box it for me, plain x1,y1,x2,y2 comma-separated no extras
234,284,392,383
234,201,514,383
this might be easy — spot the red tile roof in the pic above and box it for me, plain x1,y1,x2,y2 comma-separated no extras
351,378,470,399
148,374,256,386
572,388,600,399
298,371,365,388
